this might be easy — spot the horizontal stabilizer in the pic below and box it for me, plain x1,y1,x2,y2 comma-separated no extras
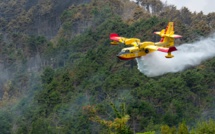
154,31,161,35
154,22,182,39
171,34,182,38
154,32,182,38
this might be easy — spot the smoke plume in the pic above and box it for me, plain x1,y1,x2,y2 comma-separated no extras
136,34,215,77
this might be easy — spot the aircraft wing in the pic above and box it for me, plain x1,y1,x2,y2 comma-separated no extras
110,33,125,45
124,38,140,46
110,33,140,46
157,46,177,53
144,45,158,51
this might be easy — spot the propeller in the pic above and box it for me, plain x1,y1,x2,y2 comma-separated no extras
136,41,141,48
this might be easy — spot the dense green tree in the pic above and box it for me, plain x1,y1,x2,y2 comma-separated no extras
41,67,55,85
84,103,133,134
195,119,215,134
178,122,189,134
0,111,12,134
30,118,53,134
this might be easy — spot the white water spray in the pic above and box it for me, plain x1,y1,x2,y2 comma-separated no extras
136,34,215,77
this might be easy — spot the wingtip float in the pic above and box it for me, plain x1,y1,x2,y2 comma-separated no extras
110,22,182,60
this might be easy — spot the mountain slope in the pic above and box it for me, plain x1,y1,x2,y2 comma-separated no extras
0,0,215,133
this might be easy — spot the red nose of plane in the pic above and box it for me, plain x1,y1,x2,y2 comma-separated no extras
117,54,124,60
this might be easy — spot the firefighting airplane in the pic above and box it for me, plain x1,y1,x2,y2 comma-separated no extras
110,22,182,60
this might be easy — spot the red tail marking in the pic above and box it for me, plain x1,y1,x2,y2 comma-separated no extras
160,37,164,42
164,26,168,34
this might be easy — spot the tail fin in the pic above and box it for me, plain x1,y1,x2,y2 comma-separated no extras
154,22,182,47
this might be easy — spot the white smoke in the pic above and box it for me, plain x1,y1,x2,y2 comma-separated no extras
136,34,215,77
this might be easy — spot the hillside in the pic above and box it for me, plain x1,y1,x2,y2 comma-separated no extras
0,0,91,39
0,0,215,133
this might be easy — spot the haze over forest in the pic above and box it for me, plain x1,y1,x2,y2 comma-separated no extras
1,0,215,133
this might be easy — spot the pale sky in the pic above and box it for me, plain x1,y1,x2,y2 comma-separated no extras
160,0,215,14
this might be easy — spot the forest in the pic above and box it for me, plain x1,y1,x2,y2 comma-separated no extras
1,0,215,133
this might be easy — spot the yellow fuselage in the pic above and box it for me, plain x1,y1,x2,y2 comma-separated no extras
117,47,155,60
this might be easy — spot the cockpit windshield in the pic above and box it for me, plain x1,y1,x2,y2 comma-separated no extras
121,49,130,53
118,49,130,56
